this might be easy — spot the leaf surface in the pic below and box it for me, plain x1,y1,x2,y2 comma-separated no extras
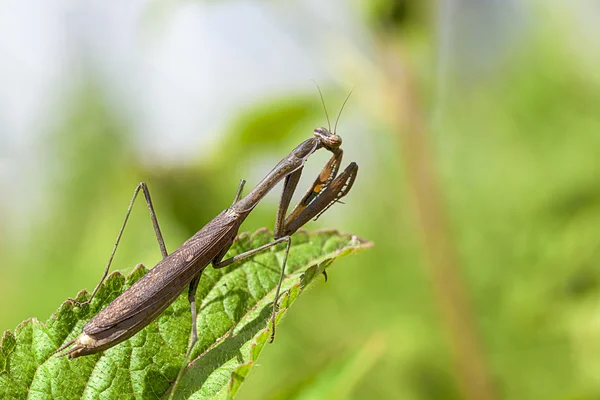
0,230,372,400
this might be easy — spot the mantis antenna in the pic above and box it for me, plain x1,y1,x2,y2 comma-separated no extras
312,80,332,132
334,87,355,135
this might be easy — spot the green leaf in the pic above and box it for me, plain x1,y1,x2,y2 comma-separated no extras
0,229,372,400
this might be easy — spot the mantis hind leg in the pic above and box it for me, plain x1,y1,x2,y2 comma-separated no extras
77,182,168,306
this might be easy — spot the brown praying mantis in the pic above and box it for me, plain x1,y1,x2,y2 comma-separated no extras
54,95,357,367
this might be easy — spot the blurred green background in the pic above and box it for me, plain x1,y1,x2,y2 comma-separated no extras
2,1,600,399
